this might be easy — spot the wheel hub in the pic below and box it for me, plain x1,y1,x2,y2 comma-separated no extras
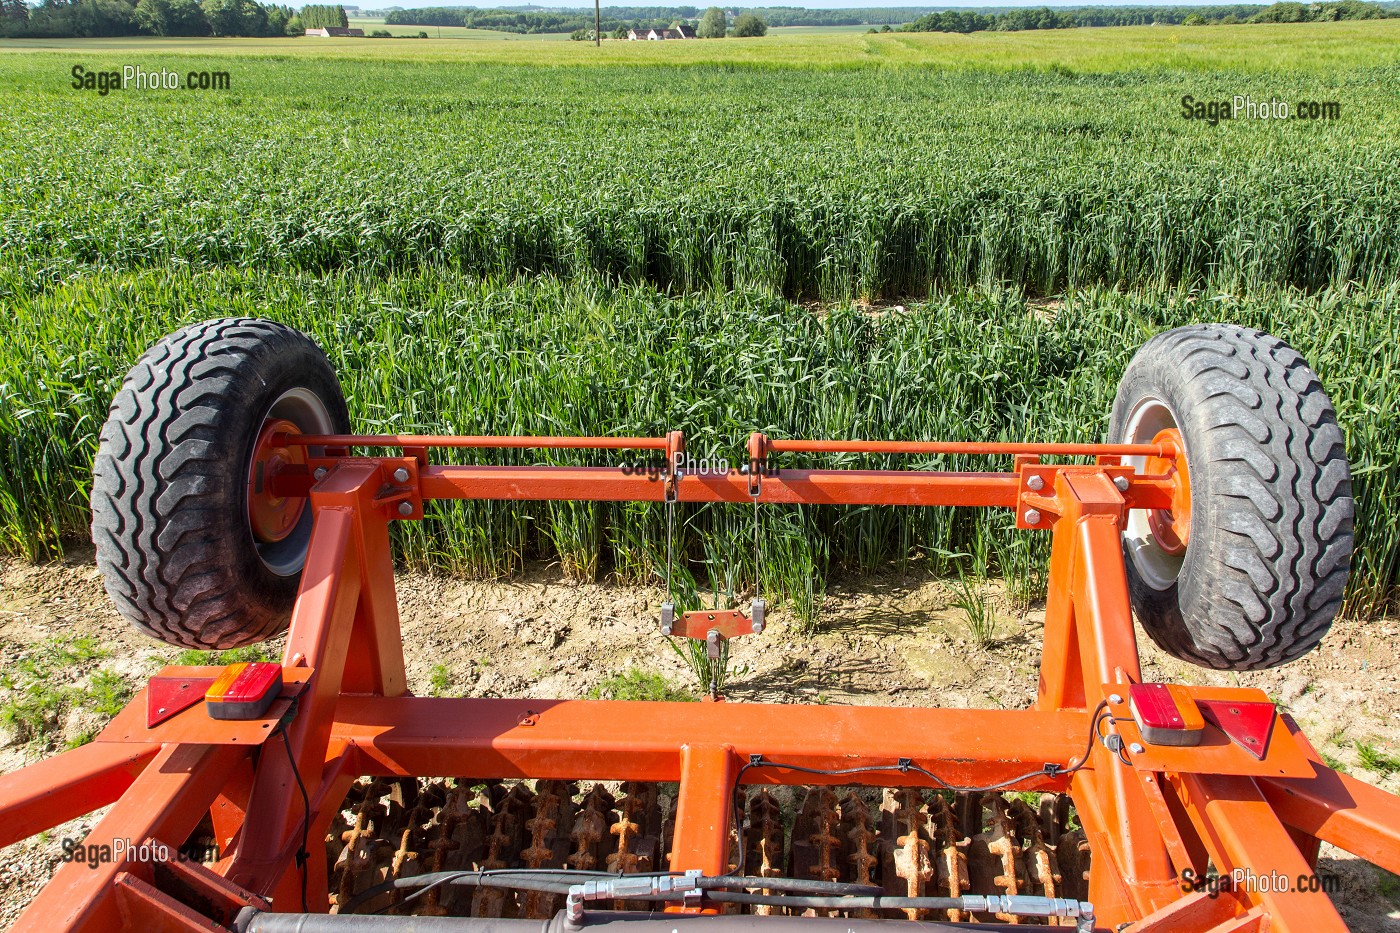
1146,427,1191,555
247,419,307,544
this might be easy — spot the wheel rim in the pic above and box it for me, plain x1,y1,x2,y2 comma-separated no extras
248,419,306,546
1120,397,1192,591
246,387,335,577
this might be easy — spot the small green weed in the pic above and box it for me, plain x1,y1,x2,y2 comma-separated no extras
587,669,695,702
1355,741,1400,777
0,637,134,745
172,645,278,666
429,663,452,697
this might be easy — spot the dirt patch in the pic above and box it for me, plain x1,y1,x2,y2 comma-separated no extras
1,548,1398,929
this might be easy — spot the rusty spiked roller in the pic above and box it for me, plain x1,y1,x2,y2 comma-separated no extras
839,793,883,920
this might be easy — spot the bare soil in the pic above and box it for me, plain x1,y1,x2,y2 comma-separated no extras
1,548,1397,930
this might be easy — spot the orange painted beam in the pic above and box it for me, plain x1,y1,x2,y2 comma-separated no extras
670,745,738,878
335,696,1086,788
0,741,159,850
1260,759,1400,876
11,743,246,933
1171,772,1349,933
406,465,1176,509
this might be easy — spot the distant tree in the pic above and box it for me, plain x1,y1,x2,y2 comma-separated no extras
200,0,266,35
695,5,724,36
285,12,301,30
416,28,426,35
135,0,173,33
200,0,236,33
263,2,290,32
611,23,626,37
369,26,389,34
300,3,347,27
71,0,140,35
0,0,30,28
879,22,890,31
1182,12,1205,23
731,10,765,35
163,0,211,32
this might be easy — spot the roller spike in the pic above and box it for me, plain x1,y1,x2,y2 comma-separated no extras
879,788,934,921
745,789,786,916
838,792,880,920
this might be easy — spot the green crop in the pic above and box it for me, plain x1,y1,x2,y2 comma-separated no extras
1,49,1399,299
1,270,1396,619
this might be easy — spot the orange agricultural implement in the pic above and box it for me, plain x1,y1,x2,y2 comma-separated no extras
0,319,1395,933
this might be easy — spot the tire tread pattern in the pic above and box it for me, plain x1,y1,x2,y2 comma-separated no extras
1110,324,1353,670
90,318,347,648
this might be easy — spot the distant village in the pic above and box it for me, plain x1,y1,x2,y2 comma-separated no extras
626,24,695,39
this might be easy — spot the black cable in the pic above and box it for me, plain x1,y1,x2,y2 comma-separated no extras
344,869,881,916
370,874,575,916
340,868,678,916
698,876,882,896
276,723,312,914
729,701,1109,876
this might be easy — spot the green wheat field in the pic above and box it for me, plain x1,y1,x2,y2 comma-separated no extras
2,23,1398,621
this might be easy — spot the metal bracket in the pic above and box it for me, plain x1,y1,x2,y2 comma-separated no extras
565,870,701,928
668,608,762,643
1016,463,1134,529
370,457,423,520
106,666,313,745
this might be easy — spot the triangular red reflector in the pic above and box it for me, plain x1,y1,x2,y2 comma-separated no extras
1198,699,1275,761
146,676,215,728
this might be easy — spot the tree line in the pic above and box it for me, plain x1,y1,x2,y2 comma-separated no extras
0,0,353,36
6,0,1389,41
903,0,1391,32
385,4,928,32
570,6,766,37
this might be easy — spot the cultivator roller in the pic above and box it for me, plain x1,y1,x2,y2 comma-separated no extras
2,318,1398,933
321,779,1089,922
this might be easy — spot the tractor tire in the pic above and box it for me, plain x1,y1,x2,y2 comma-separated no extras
1108,324,1353,670
91,318,349,649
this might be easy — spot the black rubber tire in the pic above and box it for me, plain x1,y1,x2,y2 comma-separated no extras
1108,324,1353,670
91,318,350,649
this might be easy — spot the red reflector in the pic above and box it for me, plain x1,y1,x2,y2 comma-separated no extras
1129,683,1204,747
206,662,283,721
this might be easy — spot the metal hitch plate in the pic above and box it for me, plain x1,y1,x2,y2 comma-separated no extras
104,666,312,746
1104,685,1312,778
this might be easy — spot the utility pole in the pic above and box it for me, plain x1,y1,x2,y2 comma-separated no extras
594,0,600,45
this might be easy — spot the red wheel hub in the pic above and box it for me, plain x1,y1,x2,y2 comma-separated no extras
1146,427,1191,555
247,419,307,544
